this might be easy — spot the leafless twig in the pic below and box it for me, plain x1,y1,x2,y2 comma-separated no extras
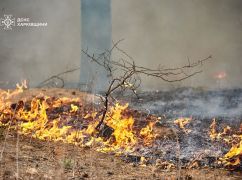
82,40,212,130
37,67,80,88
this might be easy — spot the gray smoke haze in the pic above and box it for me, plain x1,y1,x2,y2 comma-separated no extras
0,0,241,90
112,0,242,90
129,88,242,120
0,0,81,88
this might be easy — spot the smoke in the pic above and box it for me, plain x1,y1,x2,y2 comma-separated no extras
128,87,242,162
112,0,242,90
131,88,242,121
0,0,242,90
0,0,81,88
0,1,241,163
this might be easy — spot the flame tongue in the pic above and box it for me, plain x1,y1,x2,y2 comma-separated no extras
174,117,192,134
140,121,156,145
209,119,242,169
222,141,242,166
104,103,137,151
0,87,157,155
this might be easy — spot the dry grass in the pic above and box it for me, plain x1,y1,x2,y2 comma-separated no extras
0,129,241,180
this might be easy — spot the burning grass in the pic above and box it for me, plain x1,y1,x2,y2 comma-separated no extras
0,82,241,178
209,118,242,170
0,83,158,156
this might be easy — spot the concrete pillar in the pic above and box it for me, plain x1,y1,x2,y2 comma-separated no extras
80,0,111,92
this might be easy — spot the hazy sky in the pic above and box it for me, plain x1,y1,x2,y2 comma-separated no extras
0,0,241,90
112,0,242,89
0,0,81,88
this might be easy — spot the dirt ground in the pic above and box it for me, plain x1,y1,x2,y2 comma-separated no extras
0,88,241,179
0,131,241,180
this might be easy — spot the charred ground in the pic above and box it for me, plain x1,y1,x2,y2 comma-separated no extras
0,88,241,179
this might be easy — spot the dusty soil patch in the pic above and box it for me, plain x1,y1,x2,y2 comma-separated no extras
0,131,241,180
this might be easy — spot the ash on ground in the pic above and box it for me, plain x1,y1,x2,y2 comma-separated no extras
120,88,242,168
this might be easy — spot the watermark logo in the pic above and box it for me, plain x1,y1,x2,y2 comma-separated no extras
0,14,47,30
0,15,15,30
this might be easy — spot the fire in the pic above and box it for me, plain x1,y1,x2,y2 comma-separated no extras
174,117,192,134
214,71,227,80
0,81,29,120
0,86,158,156
209,119,242,169
1,83,241,170
20,99,49,136
104,103,137,152
52,97,80,108
16,80,28,92
209,118,232,142
140,121,157,145
70,104,79,113
221,140,242,167
209,118,217,140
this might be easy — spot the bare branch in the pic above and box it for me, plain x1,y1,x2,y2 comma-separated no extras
82,40,212,130
37,67,80,88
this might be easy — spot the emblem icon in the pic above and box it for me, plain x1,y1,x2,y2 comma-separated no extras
0,15,15,30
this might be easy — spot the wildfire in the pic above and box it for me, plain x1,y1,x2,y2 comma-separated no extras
1,82,242,170
70,104,79,113
209,118,217,140
103,103,137,152
16,80,28,92
214,71,227,80
174,117,192,134
140,121,157,145
222,141,242,167
209,119,242,169
0,85,157,155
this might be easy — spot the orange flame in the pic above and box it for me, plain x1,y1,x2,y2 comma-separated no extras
102,103,137,152
140,122,157,145
214,71,227,80
174,117,192,134
209,119,242,168
209,118,217,140
0,87,157,155
16,80,28,92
